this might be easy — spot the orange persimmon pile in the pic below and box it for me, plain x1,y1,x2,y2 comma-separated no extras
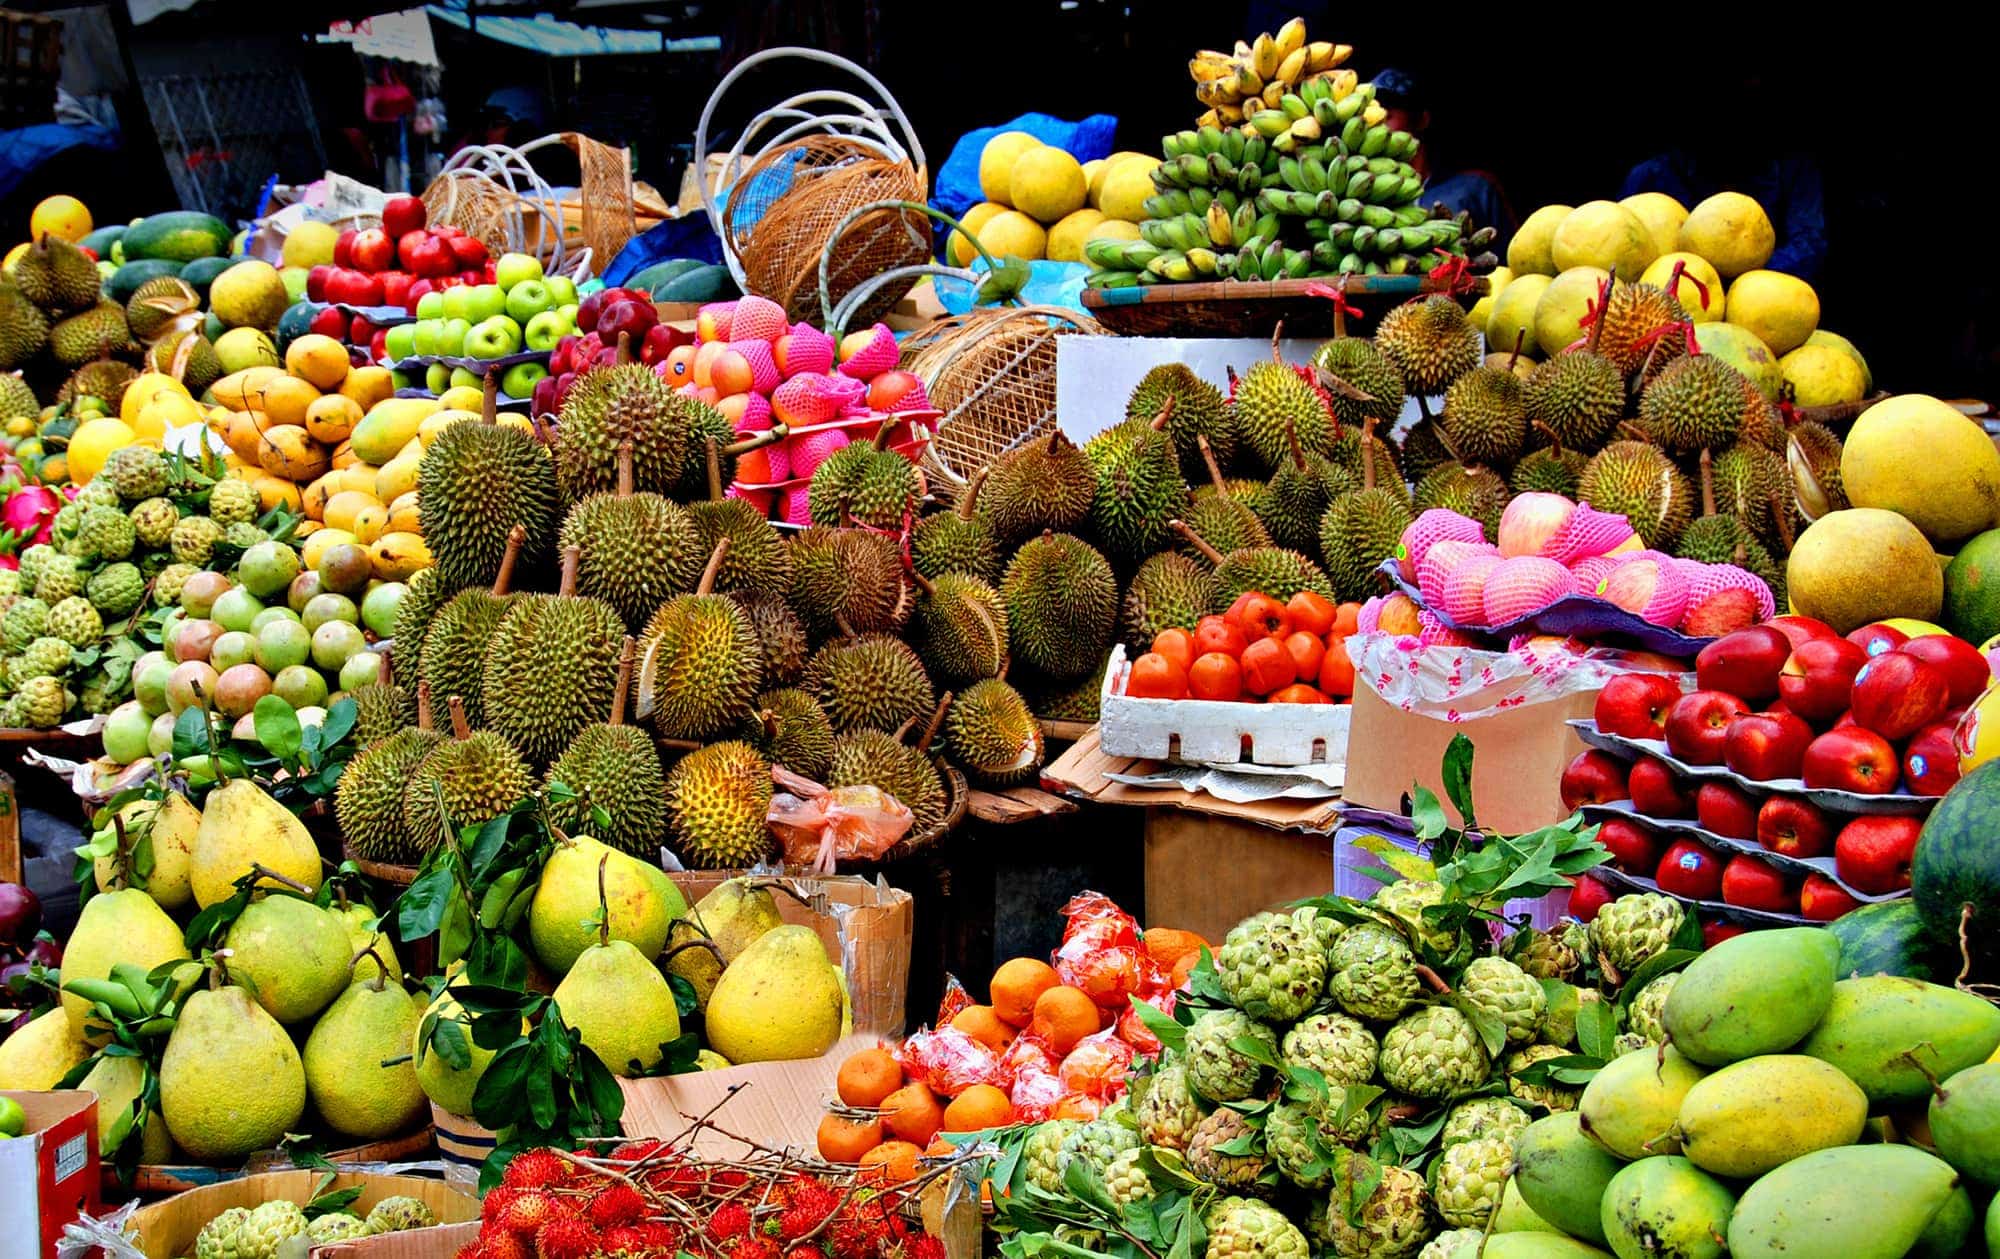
1125,589,1364,703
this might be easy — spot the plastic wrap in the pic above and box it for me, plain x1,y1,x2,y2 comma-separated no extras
1349,630,1686,724
895,1025,1004,1096
768,782,914,871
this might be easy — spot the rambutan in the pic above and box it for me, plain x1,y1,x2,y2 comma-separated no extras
776,1202,827,1242
636,1223,683,1254
610,1139,672,1163
483,1234,532,1259
600,1227,648,1258
786,1178,841,1222
786,1247,828,1259
905,1237,946,1259
504,1149,572,1191
496,1191,559,1238
730,1238,780,1259
590,1184,648,1230
708,1203,754,1243
533,1214,599,1259
454,1244,486,1259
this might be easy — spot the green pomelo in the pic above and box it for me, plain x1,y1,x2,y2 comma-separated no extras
1942,528,2000,644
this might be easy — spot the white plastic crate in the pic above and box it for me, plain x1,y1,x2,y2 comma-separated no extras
1097,644,1352,766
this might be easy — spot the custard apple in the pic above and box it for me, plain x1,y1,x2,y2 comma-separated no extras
130,497,179,548
1185,1107,1269,1194
15,675,69,726
209,477,260,527
1205,1197,1310,1259
196,1200,307,1259
1540,984,1604,1049
306,1215,369,1244
14,635,71,681
1504,1043,1579,1110
1458,956,1546,1045
106,446,168,501
1323,1155,1433,1259
78,665,123,715
1,597,47,651
75,478,121,510
16,544,53,593
1061,1116,1140,1178
1612,1032,1654,1056
1379,1005,1490,1102
193,1208,252,1259
1372,878,1460,955
1625,972,1677,1044
1136,1063,1205,1151
1502,926,1581,981
87,562,144,617
364,1197,436,1234
1103,1147,1156,1209
1218,909,1328,1023
1432,1137,1512,1228
0,569,17,598
68,505,136,562
1185,1008,1278,1102
1024,1119,1079,1193
1327,923,1422,1022
223,521,268,550
1282,1011,1379,1087
1590,894,1684,976
1418,1229,1484,1259
170,515,222,566
153,562,197,607
1441,1097,1530,1150
1267,1100,1359,1190
34,554,82,602
47,595,102,646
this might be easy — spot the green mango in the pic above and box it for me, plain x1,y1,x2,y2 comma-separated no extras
1495,1180,1563,1234
1986,1191,1999,1257
1676,1054,1867,1178
1930,1061,2000,1184
1729,1145,1968,1259
1910,1186,1977,1258
1661,927,1839,1066
1795,975,2000,1105
1599,1156,1733,1259
1515,1112,1623,1245
1579,1045,1707,1160
1476,1237,1613,1259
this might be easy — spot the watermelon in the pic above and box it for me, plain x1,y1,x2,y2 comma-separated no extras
624,258,704,294
1913,759,2000,979
78,225,125,259
1943,529,2000,644
178,256,233,301
122,211,231,264
105,258,182,303
1825,900,1950,982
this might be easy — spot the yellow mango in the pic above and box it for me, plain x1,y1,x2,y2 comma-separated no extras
251,474,303,514
224,412,266,463
417,408,480,448
304,393,362,446
257,424,331,482
386,492,421,535
349,398,437,466
301,529,356,570
323,490,383,534
374,442,422,503
370,531,431,581
338,365,395,410
210,367,286,412
255,375,319,427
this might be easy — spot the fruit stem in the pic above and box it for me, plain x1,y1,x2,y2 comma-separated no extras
1283,414,1307,475
350,942,392,993
659,936,726,969
1198,433,1230,494
696,537,731,596
610,636,635,727
1767,488,1795,550
1269,319,1285,365
210,948,231,990
416,680,433,731
1530,419,1563,457
722,426,787,458
109,810,132,889
1584,276,1612,356
1149,395,1175,433
656,737,701,752
1507,327,1526,372
907,564,936,600
1167,519,1225,567
481,370,499,424
596,854,611,949
1359,417,1377,491
1732,538,1746,567
957,465,987,521
492,524,526,597
1616,421,1649,443
705,436,723,502
916,691,952,755
872,414,902,452
1331,277,1348,340
614,330,633,366
559,544,581,597
616,439,635,497
1698,449,1717,518
248,863,313,896
447,694,471,741
1315,365,1375,406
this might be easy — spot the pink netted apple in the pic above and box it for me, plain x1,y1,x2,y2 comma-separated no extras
1496,492,1576,558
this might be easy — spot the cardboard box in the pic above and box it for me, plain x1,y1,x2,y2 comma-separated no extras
1042,728,1343,833
619,1031,875,1158
0,1090,97,1259
321,1223,479,1259
1144,811,1334,941
127,1172,478,1259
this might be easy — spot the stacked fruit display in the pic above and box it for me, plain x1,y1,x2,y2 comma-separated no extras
952,134,1154,266
305,194,492,316
378,250,574,400
1121,587,1360,703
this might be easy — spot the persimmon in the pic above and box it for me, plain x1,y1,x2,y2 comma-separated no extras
1224,591,1259,624
1283,630,1326,681
949,1004,1015,1052
1332,601,1363,636
880,1081,944,1145
859,1140,922,1183
1270,683,1330,704
1187,652,1243,701
1230,592,1292,640
1319,635,1355,697
1240,636,1296,696
1140,927,1208,969
1150,627,1194,672
990,957,1059,1026
1126,651,1188,700
1287,590,1336,637
1027,984,1101,1055
1192,615,1247,658
817,1113,884,1163
836,1047,904,1107
942,1083,1015,1132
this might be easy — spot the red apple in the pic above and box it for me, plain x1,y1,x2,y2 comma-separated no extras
1897,635,1990,707
308,305,349,338
378,270,413,310
349,314,379,344
1757,795,1834,858
350,227,394,273
382,194,427,238
1656,838,1725,900
1695,781,1760,839
0,881,42,944
1683,587,1761,637
1834,815,1922,893
1903,722,1962,797
1628,757,1691,817
1566,874,1616,923
447,234,489,268
1561,750,1630,810
867,369,926,412
1596,818,1664,872
333,229,356,268
306,264,331,302
1767,615,1838,651
1850,651,1950,741
1665,691,1751,765
432,223,463,239
577,287,651,333
402,232,454,278
1593,672,1685,740
1779,638,1868,723
1802,728,1900,794
404,278,434,310
1723,711,1815,781
1721,855,1796,912
1847,623,1909,658
1702,919,1751,947
368,329,388,363
597,300,658,343
1798,874,1862,922
1696,626,1792,702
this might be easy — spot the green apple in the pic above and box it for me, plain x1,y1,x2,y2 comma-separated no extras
523,309,571,351
415,291,446,319
504,279,555,323
501,361,547,399
436,317,470,356
339,650,383,693
252,605,301,633
211,587,265,633
544,275,578,305
210,630,257,672
255,618,312,672
464,315,521,359
425,362,451,393
311,621,368,671
449,366,483,390
389,368,412,391
103,701,154,765
361,582,405,637
411,318,441,356
439,285,474,322
461,283,507,323
302,592,357,633
384,323,417,360
280,266,309,304
272,664,328,710
494,251,544,291
148,711,176,758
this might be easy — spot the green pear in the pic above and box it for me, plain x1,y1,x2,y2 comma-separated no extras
412,985,497,1117
553,939,681,1077
704,924,842,1064
692,879,785,964
61,888,191,1041
93,792,200,911
333,905,403,985
527,834,685,975
222,894,350,1024
189,779,323,908
303,972,426,1140
159,983,305,1160
0,1007,88,1089
79,1053,173,1162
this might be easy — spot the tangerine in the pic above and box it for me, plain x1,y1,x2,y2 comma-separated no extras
990,957,1059,1026
859,1140,922,1184
942,1083,1015,1132
836,1047,904,1108
880,1081,944,1145
949,1004,1015,1052
817,1113,884,1163
1027,984,1101,1055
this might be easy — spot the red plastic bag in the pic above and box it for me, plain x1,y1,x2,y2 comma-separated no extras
1058,1027,1135,1099
934,974,976,1029
1008,1068,1069,1123
768,772,912,871
1058,944,1155,1009
1057,891,1140,952
1001,1036,1057,1080
896,1025,1004,1095
1116,1003,1161,1055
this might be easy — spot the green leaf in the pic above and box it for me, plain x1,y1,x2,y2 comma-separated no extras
1131,999,1187,1055
183,883,254,952
1408,784,1448,841
252,695,302,762
1440,733,1476,829
395,862,455,941
471,1040,534,1128
466,932,528,992
439,896,474,969
430,1016,473,1071
666,973,699,1020
171,707,211,761
467,813,515,882
1575,998,1620,1062
579,1052,626,1127
318,695,357,750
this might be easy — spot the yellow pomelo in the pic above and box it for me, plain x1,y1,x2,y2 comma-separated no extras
1788,508,1943,633
67,418,136,483
1486,272,1551,357
281,221,338,269
1780,345,1866,407
1091,151,1155,211
978,132,1044,206
1009,148,1088,223
1533,267,1609,358
948,202,1007,268
1468,265,1514,337
1507,204,1572,276
1619,192,1688,260
1843,394,2000,547
1088,219,1142,244
1552,200,1656,281
1805,329,1872,393
31,196,92,244
120,372,190,426
1679,192,1775,278
1098,161,1156,224
1726,269,1819,355
1640,251,1725,323
976,210,1046,262
1047,208,1108,263
1693,322,1783,398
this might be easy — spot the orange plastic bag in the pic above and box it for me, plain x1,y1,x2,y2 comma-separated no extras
1059,1027,1134,1099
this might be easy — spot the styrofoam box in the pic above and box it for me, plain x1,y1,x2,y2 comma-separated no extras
1098,645,1350,766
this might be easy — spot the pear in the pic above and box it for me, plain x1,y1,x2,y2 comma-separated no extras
303,964,426,1140
159,981,306,1160
333,904,403,985
189,779,323,908
93,793,200,911
79,1052,173,1162
412,984,498,1117
0,1007,88,1089
527,833,685,975
692,879,785,964
222,894,350,1024
61,888,191,1041
704,924,843,1064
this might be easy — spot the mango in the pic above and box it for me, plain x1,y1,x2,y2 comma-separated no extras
350,397,436,466
1599,1157,1733,1259
1987,1192,1998,1257
374,440,422,502
1662,926,1839,1066
257,423,331,481
1478,1234,1614,1259
369,531,431,581
1728,1145,1969,1259
210,366,286,411
1676,1054,1867,1178
1580,1045,1707,1159
1912,1187,1977,1258
1929,1062,2000,1184
1494,1180,1563,1234
1796,975,2000,1106
1515,1112,1622,1245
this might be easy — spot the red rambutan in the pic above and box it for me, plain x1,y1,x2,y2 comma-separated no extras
785,1247,828,1259
533,1213,599,1259
610,1139,672,1163
504,1149,572,1192
497,1191,559,1238
730,1239,779,1259
636,1223,683,1254
905,1237,945,1259
454,1244,487,1259
708,1203,754,1243
483,1233,532,1259
589,1184,647,1230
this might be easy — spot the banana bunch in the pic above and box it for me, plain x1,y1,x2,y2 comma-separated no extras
1188,17,1353,131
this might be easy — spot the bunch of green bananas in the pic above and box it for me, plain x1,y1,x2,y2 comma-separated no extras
1187,17,1354,132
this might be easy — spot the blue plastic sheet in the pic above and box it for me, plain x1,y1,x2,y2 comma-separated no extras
932,113,1118,218
933,257,1091,316
602,212,726,287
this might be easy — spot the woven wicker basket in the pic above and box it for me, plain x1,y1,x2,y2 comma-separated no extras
424,131,665,279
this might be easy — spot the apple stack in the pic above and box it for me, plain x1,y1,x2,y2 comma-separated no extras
379,249,576,403
303,195,492,357
1559,614,1991,930
534,282,681,415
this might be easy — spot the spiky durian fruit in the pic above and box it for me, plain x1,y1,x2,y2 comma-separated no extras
1413,463,1510,539
1001,532,1116,681
807,440,923,529
401,721,534,856
735,687,835,779
50,302,135,365
1129,363,1235,479
418,422,559,589
1212,545,1334,608
1196,477,1275,521
391,568,458,725
1326,425,1403,486
1122,552,1216,645
1524,352,1624,451
1178,493,1271,559
1510,440,1588,498
481,588,625,766
686,498,789,596
786,527,913,638
0,283,49,369
1639,355,1747,455
1398,418,1453,482
664,741,774,869
1234,359,1334,470
1676,514,1785,603
802,635,936,734
1317,427,1414,601
727,589,808,686
980,430,1095,542
337,728,443,863
13,234,100,313
636,592,763,742
909,573,1007,686
1712,442,1787,535
911,471,1001,583
349,681,406,748
943,680,1043,787
560,489,702,633
555,364,708,501
57,359,138,409
544,722,667,861
1739,376,1784,450
147,332,220,394
0,372,38,422
1261,418,1357,556
1441,366,1529,466
1579,441,1694,549
827,730,948,833
1787,421,1847,519
124,276,199,342
1311,336,1406,432
1376,295,1481,395
1023,656,1108,723
420,587,516,729
1593,281,1686,375
1087,410,1189,563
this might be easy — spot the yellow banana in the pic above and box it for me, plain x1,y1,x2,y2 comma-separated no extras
1185,248,1222,277
1251,32,1279,80
1189,51,1236,82
1363,100,1387,126
1215,101,1246,125
1262,81,1287,108
1274,17,1308,59
1231,62,1264,98
1205,202,1235,248
1196,77,1234,107
1306,41,1352,73
1197,108,1223,130
1276,47,1309,87
1234,39,1253,59
1321,69,1358,100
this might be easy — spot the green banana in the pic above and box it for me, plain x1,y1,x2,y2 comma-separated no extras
1140,219,1180,249
1334,92,1368,123
1280,93,1309,122
1340,116,1366,150
1346,172,1375,202
1312,240,1344,270
1384,255,1412,275
1338,251,1365,275
1151,163,1184,192
1311,97,1340,129
1233,242,1264,280
1376,228,1403,254
1279,156,1307,191
1188,186,1215,214
1388,131,1418,160
1281,249,1311,279
1212,189,1239,215
1232,201,1260,241
1196,127,1225,156
1327,222,1356,249
1250,110,1290,138
1260,239,1287,280
1242,135,1269,169
1175,153,1213,186
1365,156,1399,176
1221,129,1246,164
1085,239,1134,269
1235,163,1264,195
1145,250,1185,279
1394,205,1430,227
1300,155,1330,194
1207,153,1239,185
1087,270,1143,290
1352,224,1378,255
1160,133,1185,160
1254,212,1281,240
1118,241,1165,268
1360,205,1395,229
1143,192,1188,220
1395,174,1423,203
1359,124,1389,157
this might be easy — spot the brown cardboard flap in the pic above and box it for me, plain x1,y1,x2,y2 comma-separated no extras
1043,728,1342,833
619,1033,876,1157
130,1172,478,1259
1142,812,1332,940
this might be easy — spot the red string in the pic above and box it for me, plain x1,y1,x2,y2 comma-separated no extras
1303,280,1365,322
1428,253,1476,296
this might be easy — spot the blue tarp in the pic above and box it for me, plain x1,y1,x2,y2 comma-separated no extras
601,213,726,287
932,113,1118,218
0,123,119,203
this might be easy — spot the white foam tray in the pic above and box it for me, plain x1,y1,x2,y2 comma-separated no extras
1097,644,1351,767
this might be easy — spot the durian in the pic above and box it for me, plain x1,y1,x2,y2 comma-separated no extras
1510,424,1589,497
1128,362,1236,479
1121,551,1215,645
1311,331,1406,432
909,571,1007,685
1524,351,1624,451
1023,656,1107,723
553,364,701,501
124,277,200,343
808,421,923,528
544,638,668,859
686,497,790,596
401,697,534,857
1678,451,1787,604
1262,420,1357,557
802,634,936,734
1326,423,1403,486
1413,462,1510,540
337,724,444,864
1440,365,1529,466
943,679,1043,787
1000,532,1116,681
0,372,37,423
1712,441,1786,535
49,302,135,366
1787,420,1847,519
1087,404,1189,563
635,542,764,742
1315,422,1413,601
0,284,50,368
350,680,406,748
910,469,1001,583
1233,346,1335,470
979,430,1096,542
1592,279,1687,375
664,741,774,869
419,530,525,730
786,527,913,638
13,234,100,313
480,549,624,766
736,687,835,779
1375,295,1480,396
418,410,558,590
1639,354,1747,455
391,567,458,726
1397,418,1454,482
560,444,703,633
1175,519,1335,608
827,727,948,833
727,589,808,686
1579,439,1694,549
148,332,221,394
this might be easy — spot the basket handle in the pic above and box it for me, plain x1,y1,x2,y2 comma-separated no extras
817,200,1015,333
